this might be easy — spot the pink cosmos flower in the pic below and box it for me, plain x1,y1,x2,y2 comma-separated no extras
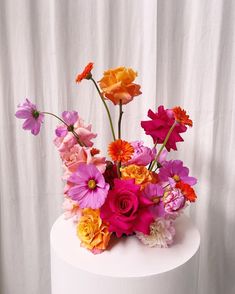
15,98,44,135
100,179,154,237
126,141,156,166
143,183,166,218
158,160,197,186
55,111,78,137
54,116,97,152
60,145,106,178
67,163,109,209
141,105,187,151
163,188,186,214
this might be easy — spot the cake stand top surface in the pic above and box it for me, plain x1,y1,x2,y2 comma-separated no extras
50,214,200,278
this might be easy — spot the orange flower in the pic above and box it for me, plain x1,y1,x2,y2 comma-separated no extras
108,139,134,162
176,181,197,202
77,209,111,253
98,66,142,105
121,164,153,189
173,106,193,127
76,62,94,83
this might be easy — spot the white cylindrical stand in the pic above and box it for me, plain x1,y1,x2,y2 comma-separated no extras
51,214,200,294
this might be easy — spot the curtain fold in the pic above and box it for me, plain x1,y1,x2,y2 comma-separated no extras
0,0,234,293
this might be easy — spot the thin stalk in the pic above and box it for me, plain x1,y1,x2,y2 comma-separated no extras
42,111,85,146
118,100,123,139
90,78,116,141
149,121,176,171
148,140,158,170
117,162,121,178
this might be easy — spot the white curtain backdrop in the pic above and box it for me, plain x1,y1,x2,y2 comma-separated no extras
0,0,235,293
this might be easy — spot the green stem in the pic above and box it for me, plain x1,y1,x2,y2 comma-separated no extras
118,100,123,139
42,111,85,147
148,140,158,170
91,78,116,141
149,121,176,171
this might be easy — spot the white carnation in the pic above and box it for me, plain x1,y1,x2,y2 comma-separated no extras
136,218,176,248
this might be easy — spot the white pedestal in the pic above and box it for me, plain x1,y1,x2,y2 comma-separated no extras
50,214,200,294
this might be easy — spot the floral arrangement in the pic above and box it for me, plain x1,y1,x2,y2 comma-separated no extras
15,63,197,254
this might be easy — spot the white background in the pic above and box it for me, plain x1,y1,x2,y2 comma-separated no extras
0,0,235,293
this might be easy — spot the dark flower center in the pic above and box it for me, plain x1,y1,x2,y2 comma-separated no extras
32,110,40,119
67,125,74,132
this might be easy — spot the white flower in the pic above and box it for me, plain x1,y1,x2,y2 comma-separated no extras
136,218,176,248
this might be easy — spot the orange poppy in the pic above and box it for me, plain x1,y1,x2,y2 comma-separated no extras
176,181,197,202
76,62,94,83
173,106,193,127
108,139,134,163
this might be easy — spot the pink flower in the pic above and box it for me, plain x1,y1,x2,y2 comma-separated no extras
15,98,44,135
126,141,156,166
159,160,197,186
100,179,154,237
143,183,166,218
62,197,82,222
61,145,106,177
55,111,78,137
163,188,186,214
141,105,187,151
67,163,109,209
54,116,97,152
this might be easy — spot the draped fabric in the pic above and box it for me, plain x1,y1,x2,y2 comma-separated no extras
0,0,235,293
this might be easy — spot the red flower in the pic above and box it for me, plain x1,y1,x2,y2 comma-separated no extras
100,179,154,237
76,62,94,83
173,107,193,127
90,148,100,156
176,181,197,202
141,105,187,151
103,161,118,189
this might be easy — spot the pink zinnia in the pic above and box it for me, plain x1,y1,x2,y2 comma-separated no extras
100,179,154,237
67,163,109,209
15,98,44,135
141,105,187,151
158,160,197,186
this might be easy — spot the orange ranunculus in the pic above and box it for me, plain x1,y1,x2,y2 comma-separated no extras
121,164,153,189
77,209,111,253
98,67,142,105
176,181,197,202
108,139,134,163
172,106,193,127
76,62,94,83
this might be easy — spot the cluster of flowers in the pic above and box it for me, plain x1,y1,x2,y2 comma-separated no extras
15,63,197,254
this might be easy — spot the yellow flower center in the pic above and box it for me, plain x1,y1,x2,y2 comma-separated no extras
152,196,160,204
88,179,97,190
173,174,180,182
